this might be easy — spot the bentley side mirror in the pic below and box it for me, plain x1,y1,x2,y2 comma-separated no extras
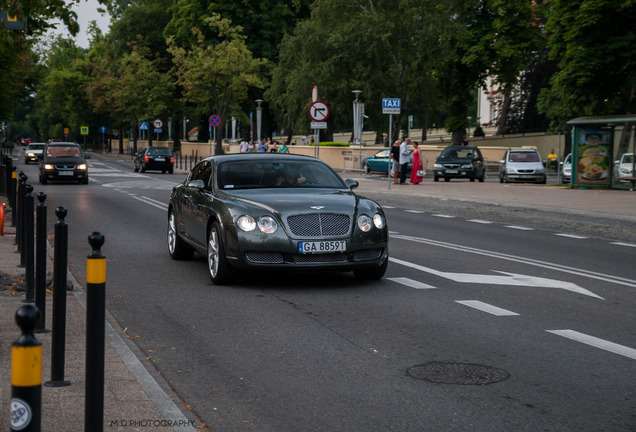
344,178,359,190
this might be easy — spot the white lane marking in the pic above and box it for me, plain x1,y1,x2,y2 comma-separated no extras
611,242,636,248
390,257,603,299
455,300,520,316
130,195,168,211
405,210,424,214
390,233,636,289
504,225,534,231
555,233,588,239
547,330,636,360
432,214,455,218
382,206,396,209
467,219,493,224
387,277,436,289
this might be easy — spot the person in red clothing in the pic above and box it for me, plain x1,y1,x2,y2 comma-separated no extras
409,141,424,184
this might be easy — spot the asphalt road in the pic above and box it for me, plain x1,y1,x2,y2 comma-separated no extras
14,153,636,431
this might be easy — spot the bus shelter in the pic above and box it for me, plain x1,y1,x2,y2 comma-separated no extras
567,115,636,190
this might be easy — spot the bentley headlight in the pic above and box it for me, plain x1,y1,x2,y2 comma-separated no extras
78,164,87,170
373,213,385,229
44,164,55,170
237,215,256,232
257,216,278,234
433,163,442,169
358,214,372,232
461,164,473,169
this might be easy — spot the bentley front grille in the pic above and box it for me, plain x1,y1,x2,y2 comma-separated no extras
287,213,350,237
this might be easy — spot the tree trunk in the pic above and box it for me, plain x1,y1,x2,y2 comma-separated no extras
496,95,511,135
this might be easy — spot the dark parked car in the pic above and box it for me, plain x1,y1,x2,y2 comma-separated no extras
39,142,89,184
168,154,389,285
134,147,174,173
433,146,486,182
24,143,45,164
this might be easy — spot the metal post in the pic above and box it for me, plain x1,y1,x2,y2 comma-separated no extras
35,193,48,332
23,185,34,303
16,173,25,247
11,304,42,432
256,99,263,146
85,232,106,432
45,207,71,387
10,163,17,227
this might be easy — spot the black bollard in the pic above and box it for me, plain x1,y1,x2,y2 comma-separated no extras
45,207,71,387
11,304,42,432
15,172,25,248
85,232,106,432
23,184,34,303
10,163,17,227
34,193,48,332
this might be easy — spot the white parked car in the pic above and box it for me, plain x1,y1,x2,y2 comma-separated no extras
561,153,572,183
615,153,635,182
499,148,547,184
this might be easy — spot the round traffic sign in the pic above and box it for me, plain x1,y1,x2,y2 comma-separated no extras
209,115,221,127
153,119,163,129
308,101,329,122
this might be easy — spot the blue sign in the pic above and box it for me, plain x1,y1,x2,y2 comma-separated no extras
139,121,149,130
209,115,221,127
154,128,162,133
99,126,107,134
382,98,401,114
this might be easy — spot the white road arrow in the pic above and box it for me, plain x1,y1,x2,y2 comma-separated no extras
390,258,603,299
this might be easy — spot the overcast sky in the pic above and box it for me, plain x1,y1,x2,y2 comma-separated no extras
47,0,111,48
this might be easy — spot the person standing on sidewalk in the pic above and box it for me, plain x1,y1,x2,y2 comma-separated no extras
390,140,400,184
409,141,424,184
399,138,412,184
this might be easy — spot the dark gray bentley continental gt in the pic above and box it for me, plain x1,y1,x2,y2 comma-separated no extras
168,154,389,285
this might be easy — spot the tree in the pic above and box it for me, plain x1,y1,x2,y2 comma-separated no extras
538,0,636,131
167,14,268,154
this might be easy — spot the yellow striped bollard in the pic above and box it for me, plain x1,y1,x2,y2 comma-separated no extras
85,232,106,432
10,304,42,432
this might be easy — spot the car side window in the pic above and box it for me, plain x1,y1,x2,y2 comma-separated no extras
190,161,212,187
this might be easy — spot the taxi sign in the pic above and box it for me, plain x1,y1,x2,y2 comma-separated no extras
382,98,401,114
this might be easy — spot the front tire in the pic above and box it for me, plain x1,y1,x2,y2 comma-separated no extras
207,222,233,285
167,209,194,260
353,257,388,280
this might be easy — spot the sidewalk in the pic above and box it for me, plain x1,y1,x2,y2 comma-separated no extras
0,197,198,431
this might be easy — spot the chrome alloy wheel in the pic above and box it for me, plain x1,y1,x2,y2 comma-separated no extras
207,228,220,279
168,211,177,254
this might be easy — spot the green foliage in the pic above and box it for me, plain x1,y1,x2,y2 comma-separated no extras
167,13,268,152
309,142,349,147
538,0,636,131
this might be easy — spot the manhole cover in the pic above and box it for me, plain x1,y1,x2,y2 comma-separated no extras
408,362,510,385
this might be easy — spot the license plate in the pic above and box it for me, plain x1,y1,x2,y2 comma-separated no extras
445,169,458,174
155,157,165,162
58,171,73,176
298,240,346,254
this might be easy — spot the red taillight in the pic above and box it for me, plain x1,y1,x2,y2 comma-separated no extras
145,156,150,162
170,157,174,163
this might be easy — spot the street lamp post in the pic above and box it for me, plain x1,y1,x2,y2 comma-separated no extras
255,99,263,145
352,90,363,146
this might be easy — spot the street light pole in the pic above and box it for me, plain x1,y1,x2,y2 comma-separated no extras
352,90,362,146
256,99,263,146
